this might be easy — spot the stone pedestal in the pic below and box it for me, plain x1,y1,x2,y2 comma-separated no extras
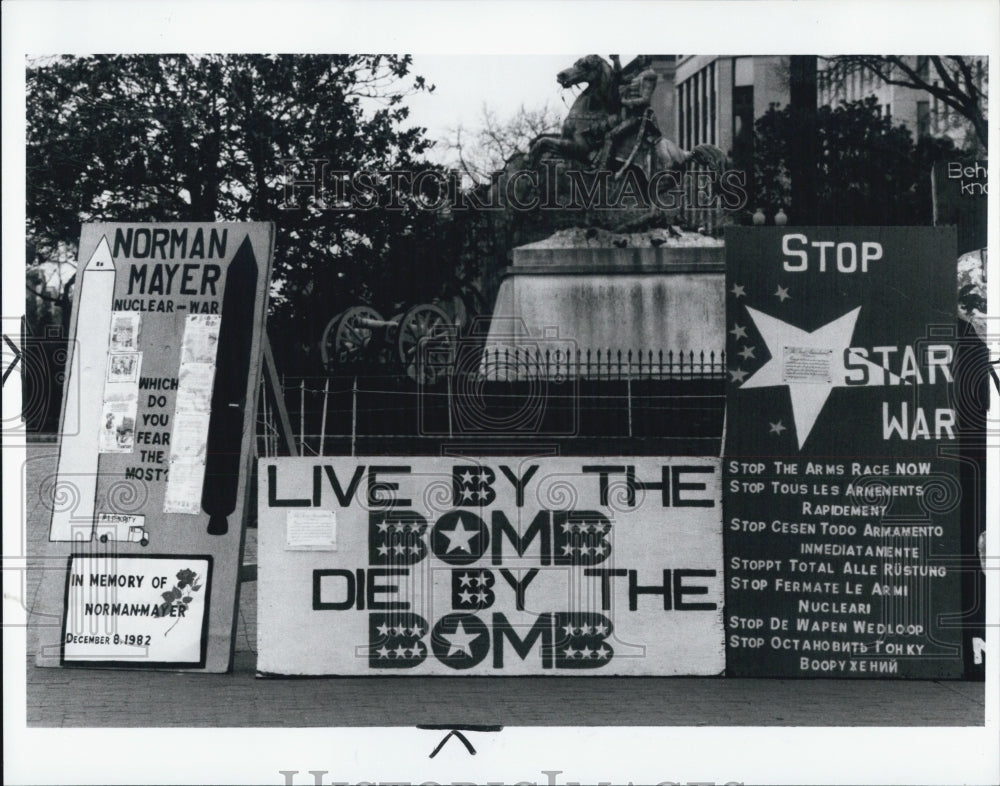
484,229,725,375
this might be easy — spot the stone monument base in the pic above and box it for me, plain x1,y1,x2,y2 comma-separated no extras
484,228,725,377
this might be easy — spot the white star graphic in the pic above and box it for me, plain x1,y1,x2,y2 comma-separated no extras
376,521,389,533
561,544,575,556
579,623,593,635
731,283,746,298
377,544,389,556
775,285,791,302
459,471,475,486
741,305,898,448
438,516,480,553
475,590,488,603
459,572,473,587
562,623,576,637
408,643,423,658
579,646,594,659
408,544,420,555
442,620,482,657
729,368,748,383
460,488,473,501
458,589,474,604
769,420,786,435
730,323,748,340
563,647,578,658
393,544,405,555
392,645,408,658
376,623,390,637
376,645,391,658
594,623,609,636
738,345,756,360
596,645,611,659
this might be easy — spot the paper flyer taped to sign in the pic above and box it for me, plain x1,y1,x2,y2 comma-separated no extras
164,314,220,514
107,351,141,384
782,346,833,383
98,398,137,453
163,459,206,515
109,311,140,351
99,319,142,454
286,509,337,551
180,314,221,364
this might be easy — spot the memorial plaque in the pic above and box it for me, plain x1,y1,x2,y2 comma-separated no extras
723,227,964,678
258,457,724,676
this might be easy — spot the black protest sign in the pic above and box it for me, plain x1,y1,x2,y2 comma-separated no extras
38,222,273,672
723,227,964,678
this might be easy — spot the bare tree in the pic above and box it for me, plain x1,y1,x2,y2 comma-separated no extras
824,56,987,151
445,103,562,184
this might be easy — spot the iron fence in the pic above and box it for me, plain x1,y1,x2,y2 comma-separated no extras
258,347,727,457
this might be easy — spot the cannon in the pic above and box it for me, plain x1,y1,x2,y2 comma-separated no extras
320,302,457,384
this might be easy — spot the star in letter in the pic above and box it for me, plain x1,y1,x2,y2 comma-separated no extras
438,516,480,553
740,306,898,449
442,620,482,657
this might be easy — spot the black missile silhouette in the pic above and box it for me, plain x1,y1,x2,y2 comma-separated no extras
203,235,258,535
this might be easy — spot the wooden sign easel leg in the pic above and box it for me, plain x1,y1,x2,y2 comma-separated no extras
240,335,298,584
262,335,299,458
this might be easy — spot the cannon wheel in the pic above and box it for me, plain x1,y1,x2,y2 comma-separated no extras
320,305,385,371
397,303,454,384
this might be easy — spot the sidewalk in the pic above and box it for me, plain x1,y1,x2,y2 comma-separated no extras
21,445,986,727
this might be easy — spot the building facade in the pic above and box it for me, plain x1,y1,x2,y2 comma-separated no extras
638,55,986,159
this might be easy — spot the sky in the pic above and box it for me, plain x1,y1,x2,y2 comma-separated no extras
405,54,636,163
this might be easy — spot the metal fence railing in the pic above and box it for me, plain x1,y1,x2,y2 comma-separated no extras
258,347,727,457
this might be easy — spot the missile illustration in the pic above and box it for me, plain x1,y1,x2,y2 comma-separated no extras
50,237,116,541
202,235,258,535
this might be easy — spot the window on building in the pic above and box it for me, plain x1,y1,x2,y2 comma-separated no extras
916,101,930,138
709,61,717,145
732,84,754,170
677,81,686,150
916,56,930,80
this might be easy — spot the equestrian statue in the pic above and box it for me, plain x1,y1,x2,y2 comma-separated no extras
524,54,727,181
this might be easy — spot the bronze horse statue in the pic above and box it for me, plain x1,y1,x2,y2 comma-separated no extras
528,54,620,165
526,54,727,178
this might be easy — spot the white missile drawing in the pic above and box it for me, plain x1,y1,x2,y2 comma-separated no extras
49,236,116,541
